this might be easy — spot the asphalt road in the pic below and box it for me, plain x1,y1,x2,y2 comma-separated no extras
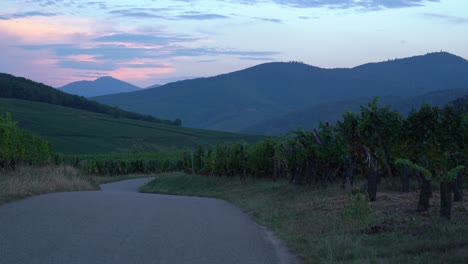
0,178,298,264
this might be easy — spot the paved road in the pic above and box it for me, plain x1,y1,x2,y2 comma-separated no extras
0,178,297,264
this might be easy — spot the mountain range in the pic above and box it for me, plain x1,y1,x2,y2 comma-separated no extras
59,76,141,97
91,52,468,134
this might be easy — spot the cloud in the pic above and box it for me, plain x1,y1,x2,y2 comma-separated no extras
0,11,57,20
228,0,439,10
175,13,229,20
253,17,282,23
298,16,318,20
168,47,280,57
423,13,468,24
239,57,276,61
109,8,168,19
20,0,109,10
17,42,279,60
57,60,116,71
93,33,198,45
197,59,217,63
109,8,229,21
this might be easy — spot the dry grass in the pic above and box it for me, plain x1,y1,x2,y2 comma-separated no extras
0,165,99,204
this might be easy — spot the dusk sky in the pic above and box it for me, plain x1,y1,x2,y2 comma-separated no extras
1,0,467,88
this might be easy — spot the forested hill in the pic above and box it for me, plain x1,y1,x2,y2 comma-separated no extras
0,73,181,126
242,88,468,135
92,52,468,132
450,95,468,110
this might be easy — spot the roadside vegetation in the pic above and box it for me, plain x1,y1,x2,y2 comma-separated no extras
0,113,98,204
0,165,98,205
57,152,184,175
141,99,467,263
179,99,467,220
141,173,468,264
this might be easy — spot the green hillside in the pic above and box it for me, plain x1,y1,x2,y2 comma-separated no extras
0,73,180,126
0,98,262,154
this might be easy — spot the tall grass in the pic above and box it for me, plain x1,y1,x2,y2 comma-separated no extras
0,165,98,204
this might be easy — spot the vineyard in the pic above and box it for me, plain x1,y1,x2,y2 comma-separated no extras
1,98,466,219
57,152,184,175
0,113,52,168
182,99,467,219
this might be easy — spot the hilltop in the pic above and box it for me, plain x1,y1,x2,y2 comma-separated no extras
59,76,141,97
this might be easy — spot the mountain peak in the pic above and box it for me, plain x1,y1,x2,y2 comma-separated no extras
96,76,118,81
354,51,468,71
60,76,141,97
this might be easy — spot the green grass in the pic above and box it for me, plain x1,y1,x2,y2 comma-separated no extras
0,98,263,154
141,173,468,264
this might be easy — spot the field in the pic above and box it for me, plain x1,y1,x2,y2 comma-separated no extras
141,173,468,264
0,98,263,154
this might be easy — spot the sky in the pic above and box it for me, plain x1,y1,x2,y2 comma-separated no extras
0,0,467,88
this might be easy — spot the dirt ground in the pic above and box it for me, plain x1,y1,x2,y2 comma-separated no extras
366,191,468,234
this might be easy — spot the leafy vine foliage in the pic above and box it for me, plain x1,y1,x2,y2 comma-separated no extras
184,99,467,218
0,113,53,168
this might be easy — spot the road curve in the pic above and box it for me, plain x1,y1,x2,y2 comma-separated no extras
0,178,298,264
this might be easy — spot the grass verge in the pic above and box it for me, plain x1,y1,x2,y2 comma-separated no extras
0,165,99,205
140,173,468,264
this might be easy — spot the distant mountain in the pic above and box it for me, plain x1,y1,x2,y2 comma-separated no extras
59,76,141,97
0,73,180,126
146,84,161,89
243,88,468,135
92,52,468,132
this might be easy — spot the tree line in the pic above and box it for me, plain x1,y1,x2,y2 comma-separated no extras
0,73,182,126
183,99,467,219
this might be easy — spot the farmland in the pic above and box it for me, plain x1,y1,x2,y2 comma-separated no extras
0,98,263,154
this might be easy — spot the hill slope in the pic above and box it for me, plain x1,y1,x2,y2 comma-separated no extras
0,73,179,126
59,76,141,97
243,88,468,135
92,52,468,132
0,98,262,154
450,95,468,110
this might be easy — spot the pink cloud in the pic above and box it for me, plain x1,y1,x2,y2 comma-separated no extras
108,67,176,87
0,16,179,87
